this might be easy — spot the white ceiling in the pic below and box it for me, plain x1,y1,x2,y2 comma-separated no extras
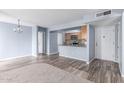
0,9,101,27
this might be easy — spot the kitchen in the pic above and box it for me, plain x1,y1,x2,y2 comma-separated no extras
58,24,95,63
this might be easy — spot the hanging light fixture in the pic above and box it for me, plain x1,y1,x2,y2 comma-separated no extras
13,19,23,33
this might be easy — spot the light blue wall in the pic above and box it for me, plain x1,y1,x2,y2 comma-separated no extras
120,17,122,74
121,13,124,75
0,22,32,59
49,31,58,54
88,25,95,61
82,24,95,62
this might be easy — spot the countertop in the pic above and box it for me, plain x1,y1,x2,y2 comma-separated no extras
58,44,87,48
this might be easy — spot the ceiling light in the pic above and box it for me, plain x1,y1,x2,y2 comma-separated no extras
13,19,23,33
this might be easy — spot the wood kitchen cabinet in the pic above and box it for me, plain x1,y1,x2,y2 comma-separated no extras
79,25,87,40
64,25,87,45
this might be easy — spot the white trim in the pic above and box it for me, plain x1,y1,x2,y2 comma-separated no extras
32,51,38,57
59,54,88,63
46,52,49,55
32,54,38,57
93,57,119,63
121,74,124,77
0,54,32,61
47,52,59,55
86,61,89,64
89,57,95,63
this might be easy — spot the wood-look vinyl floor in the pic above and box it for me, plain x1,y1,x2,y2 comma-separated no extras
0,54,122,83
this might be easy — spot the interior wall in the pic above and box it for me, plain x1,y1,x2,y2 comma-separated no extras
121,12,124,76
88,24,95,61
119,17,122,74
0,22,32,59
49,31,58,54
58,33,63,45
32,26,38,56
116,22,122,72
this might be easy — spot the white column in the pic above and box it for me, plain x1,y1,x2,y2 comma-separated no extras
32,26,38,57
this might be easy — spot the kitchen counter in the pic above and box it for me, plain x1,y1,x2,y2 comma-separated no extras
58,45,88,62
59,42,87,47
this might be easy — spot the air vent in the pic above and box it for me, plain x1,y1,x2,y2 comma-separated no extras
96,10,112,17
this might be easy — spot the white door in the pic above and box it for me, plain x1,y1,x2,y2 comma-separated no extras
38,32,43,53
95,26,115,61
58,33,63,45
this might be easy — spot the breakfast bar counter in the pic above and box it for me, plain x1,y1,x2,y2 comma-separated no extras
58,45,88,62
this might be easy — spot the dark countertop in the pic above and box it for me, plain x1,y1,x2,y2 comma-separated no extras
58,44,87,48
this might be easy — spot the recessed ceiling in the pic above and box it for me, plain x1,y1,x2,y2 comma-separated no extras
0,9,102,27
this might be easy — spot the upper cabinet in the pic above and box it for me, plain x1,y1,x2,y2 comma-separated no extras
79,25,87,40
64,25,88,46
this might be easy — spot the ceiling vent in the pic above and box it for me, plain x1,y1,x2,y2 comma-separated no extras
95,10,112,17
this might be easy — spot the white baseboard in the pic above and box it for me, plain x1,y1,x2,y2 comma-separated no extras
95,57,118,63
85,57,95,64
89,57,95,63
86,62,89,64
59,55,88,63
122,75,124,77
0,54,32,61
32,54,38,57
121,74,124,77
47,52,59,55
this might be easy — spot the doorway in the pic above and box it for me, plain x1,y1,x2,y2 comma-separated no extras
95,26,117,62
38,31,44,54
